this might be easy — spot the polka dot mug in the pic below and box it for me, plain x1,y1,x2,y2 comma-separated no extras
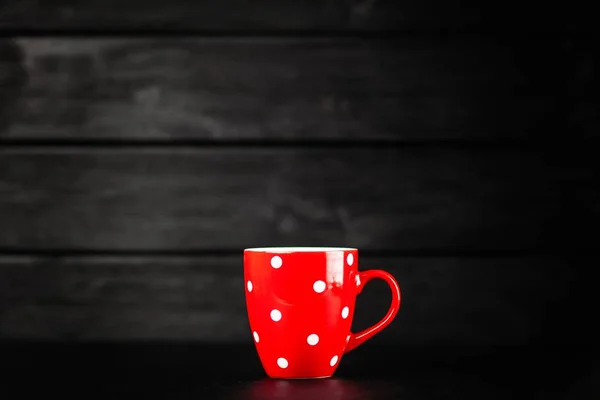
244,247,402,379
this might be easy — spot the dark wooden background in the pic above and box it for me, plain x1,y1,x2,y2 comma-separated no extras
0,1,598,351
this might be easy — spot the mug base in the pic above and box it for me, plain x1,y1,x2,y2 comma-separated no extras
269,375,332,380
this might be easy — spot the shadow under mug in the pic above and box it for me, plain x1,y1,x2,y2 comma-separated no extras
244,247,401,379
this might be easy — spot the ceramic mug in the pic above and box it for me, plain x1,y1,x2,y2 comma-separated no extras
244,247,401,379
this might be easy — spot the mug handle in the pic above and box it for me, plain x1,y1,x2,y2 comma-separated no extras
344,269,402,353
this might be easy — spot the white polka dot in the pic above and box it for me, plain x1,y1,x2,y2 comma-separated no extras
247,281,253,292
346,253,354,266
306,334,319,346
346,335,351,342
355,275,361,287
330,355,339,367
271,256,283,269
270,309,282,321
253,331,260,343
313,280,326,293
277,358,288,368
341,306,349,319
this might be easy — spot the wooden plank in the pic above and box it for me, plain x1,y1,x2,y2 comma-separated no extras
0,147,597,251
0,0,590,33
0,37,577,141
0,255,583,345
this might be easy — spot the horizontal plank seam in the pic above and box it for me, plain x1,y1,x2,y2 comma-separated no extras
0,248,589,258
1,139,598,151
0,29,595,39
0,342,588,349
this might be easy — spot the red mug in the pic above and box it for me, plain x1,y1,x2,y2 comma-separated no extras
244,247,402,379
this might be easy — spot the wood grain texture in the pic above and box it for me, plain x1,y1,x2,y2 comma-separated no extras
0,37,576,141
0,147,597,252
0,255,581,345
0,0,592,32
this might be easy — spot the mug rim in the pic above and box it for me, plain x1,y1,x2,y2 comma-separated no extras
244,246,357,253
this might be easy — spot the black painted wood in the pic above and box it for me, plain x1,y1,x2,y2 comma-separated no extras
0,254,585,344
0,0,594,33
0,37,579,142
0,147,597,251
0,2,596,360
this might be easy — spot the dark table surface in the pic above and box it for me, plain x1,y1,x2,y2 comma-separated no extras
0,342,598,399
